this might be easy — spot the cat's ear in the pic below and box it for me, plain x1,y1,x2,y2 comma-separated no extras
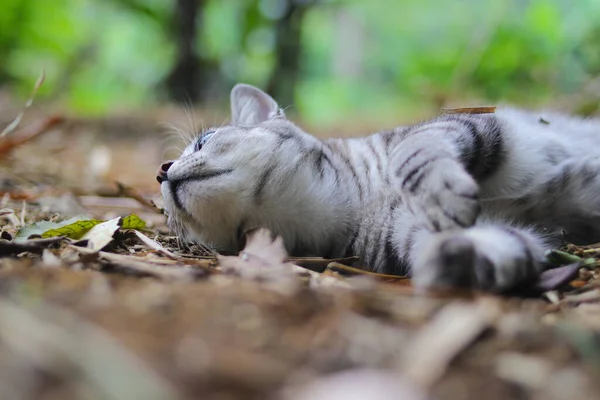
230,84,282,125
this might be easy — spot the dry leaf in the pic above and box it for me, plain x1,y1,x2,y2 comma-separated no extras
282,369,427,400
441,106,496,114
241,228,287,264
80,217,122,251
400,299,500,387
218,228,301,293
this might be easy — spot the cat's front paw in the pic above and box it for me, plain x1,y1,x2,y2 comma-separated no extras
411,234,483,290
402,158,480,232
411,230,543,293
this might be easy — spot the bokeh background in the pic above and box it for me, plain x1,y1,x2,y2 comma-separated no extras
2,4,600,399
2,0,600,193
2,0,600,126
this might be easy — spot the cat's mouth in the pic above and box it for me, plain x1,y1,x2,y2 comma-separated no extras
161,180,194,223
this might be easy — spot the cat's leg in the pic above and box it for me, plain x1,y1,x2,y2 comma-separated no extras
393,147,481,232
389,114,506,232
408,223,550,292
526,157,600,244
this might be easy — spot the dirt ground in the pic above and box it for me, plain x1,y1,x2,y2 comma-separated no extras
1,103,600,400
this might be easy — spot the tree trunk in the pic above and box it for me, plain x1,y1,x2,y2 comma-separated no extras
266,2,309,108
166,0,204,103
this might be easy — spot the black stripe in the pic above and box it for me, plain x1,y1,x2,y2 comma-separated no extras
367,139,383,175
451,116,505,180
383,231,396,263
253,165,276,203
544,166,570,195
368,217,390,269
362,157,372,192
275,130,295,142
291,150,314,174
479,118,505,180
345,227,360,257
580,164,597,185
401,157,437,188
235,218,247,250
170,181,185,211
402,225,419,261
381,130,396,150
408,167,429,193
321,143,340,184
315,151,326,179
395,148,423,177
455,118,484,174
337,151,364,200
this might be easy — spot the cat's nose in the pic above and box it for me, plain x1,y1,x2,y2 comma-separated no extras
157,161,174,184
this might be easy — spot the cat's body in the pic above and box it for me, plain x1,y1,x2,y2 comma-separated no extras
159,84,600,292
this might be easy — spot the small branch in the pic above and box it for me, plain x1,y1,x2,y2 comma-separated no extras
0,115,65,156
115,181,163,213
0,237,66,256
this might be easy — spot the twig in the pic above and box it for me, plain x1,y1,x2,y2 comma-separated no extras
0,115,65,156
0,237,66,256
130,229,180,260
0,71,45,139
115,181,162,213
326,262,410,281
19,200,26,227
70,249,208,280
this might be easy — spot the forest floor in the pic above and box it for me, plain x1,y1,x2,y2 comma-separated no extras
1,102,600,400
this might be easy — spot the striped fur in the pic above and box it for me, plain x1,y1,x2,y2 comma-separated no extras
160,84,600,292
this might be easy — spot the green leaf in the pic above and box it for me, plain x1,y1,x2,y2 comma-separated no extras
14,216,91,242
546,249,582,266
121,213,147,230
41,219,103,240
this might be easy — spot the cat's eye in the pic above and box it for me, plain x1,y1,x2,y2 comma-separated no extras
194,130,215,151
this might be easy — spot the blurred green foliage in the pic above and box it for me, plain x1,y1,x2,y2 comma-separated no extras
1,0,599,125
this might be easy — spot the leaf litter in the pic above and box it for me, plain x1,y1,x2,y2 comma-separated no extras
1,96,600,400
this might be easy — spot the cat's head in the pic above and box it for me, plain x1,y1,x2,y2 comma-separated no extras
158,84,343,255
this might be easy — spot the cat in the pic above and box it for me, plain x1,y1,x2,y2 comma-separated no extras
158,83,600,292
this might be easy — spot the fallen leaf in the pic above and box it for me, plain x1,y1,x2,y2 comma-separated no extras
14,217,92,242
16,213,148,243
121,213,147,230
79,217,122,251
282,369,427,400
546,250,583,266
41,218,103,240
218,229,300,293
441,106,496,114
400,298,500,387
241,228,287,263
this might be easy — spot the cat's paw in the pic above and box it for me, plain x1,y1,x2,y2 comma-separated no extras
411,234,483,290
411,231,543,293
401,158,480,232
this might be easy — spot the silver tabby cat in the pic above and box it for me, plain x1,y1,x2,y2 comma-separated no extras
158,83,600,292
